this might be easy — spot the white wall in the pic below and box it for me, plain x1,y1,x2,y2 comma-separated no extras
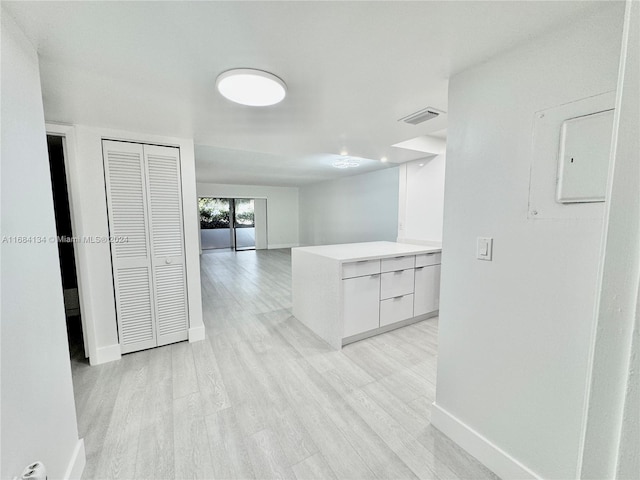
254,198,268,249
432,5,624,480
196,183,299,249
69,125,204,364
1,12,85,479
298,168,399,246
397,155,446,244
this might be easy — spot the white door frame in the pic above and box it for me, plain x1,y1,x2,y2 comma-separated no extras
578,1,640,477
45,123,96,361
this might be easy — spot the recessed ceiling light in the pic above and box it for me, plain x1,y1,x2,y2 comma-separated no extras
418,163,425,167
381,156,388,163
333,156,360,169
340,149,349,156
216,69,286,106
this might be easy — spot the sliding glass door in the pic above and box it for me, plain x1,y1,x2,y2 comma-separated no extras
199,197,256,251
233,199,256,251
199,198,232,249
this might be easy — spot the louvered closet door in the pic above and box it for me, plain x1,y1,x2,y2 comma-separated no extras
102,140,157,353
143,144,189,346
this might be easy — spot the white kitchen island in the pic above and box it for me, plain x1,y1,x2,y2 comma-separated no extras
292,241,442,349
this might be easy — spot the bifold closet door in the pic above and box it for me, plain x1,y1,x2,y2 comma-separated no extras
103,140,188,354
144,144,189,346
103,140,157,353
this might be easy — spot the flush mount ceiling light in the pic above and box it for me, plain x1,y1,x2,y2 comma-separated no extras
333,156,360,169
216,69,287,106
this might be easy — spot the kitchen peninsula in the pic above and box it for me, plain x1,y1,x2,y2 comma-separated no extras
292,241,442,349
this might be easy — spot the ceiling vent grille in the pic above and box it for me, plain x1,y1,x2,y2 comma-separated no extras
398,107,445,125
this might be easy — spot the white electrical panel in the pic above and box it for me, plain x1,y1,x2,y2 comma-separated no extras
556,109,614,203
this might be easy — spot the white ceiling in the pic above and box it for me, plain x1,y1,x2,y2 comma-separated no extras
5,1,611,186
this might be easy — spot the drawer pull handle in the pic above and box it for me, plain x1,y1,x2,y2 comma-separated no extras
370,274,379,278
356,260,369,263
394,256,405,259
394,295,404,299
415,266,424,270
394,270,404,274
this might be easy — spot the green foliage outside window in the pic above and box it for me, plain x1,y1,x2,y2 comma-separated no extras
234,199,255,227
199,197,230,229
198,197,255,229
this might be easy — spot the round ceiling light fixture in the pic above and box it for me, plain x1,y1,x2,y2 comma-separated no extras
333,156,360,169
216,69,287,106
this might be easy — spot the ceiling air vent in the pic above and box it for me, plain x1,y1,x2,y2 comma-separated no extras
398,107,445,125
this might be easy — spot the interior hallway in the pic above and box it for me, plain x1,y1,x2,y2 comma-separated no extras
70,249,497,479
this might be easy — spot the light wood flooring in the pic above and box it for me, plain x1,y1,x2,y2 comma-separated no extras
71,248,498,480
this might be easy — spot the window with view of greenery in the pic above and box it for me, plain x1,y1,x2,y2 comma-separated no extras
199,198,230,229
234,199,255,227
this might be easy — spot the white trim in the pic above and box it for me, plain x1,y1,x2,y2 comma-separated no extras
54,125,204,364
177,139,205,349
63,439,86,480
579,2,640,477
431,403,541,480
188,324,206,342
45,123,97,362
91,343,121,365
268,243,299,249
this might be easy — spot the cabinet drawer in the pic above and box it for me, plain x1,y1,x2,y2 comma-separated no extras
414,264,441,316
380,294,414,327
343,274,380,337
380,268,415,300
381,255,415,273
415,252,441,267
342,259,381,279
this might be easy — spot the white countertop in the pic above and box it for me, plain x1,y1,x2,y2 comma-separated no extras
293,241,442,262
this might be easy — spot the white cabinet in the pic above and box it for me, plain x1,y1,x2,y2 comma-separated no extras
292,242,441,349
342,252,440,341
415,252,441,267
103,140,188,354
343,274,381,337
381,255,415,272
414,264,441,316
380,294,414,327
342,259,380,279
380,268,415,299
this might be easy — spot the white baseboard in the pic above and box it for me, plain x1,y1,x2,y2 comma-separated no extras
268,243,299,249
90,343,121,365
189,324,206,342
431,403,541,480
63,438,86,480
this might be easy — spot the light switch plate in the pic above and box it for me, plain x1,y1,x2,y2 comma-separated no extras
477,237,493,261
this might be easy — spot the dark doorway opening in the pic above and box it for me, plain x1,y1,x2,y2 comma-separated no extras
47,135,85,360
